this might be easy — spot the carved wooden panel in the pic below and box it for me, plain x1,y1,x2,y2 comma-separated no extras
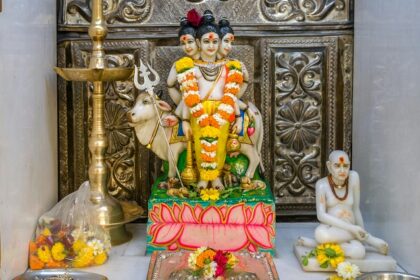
59,0,351,27
261,36,353,215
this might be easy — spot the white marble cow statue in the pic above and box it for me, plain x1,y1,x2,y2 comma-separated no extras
127,92,264,187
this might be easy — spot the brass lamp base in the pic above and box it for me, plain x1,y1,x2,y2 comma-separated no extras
107,224,133,246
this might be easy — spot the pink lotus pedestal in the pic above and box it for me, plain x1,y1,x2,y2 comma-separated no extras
146,188,276,255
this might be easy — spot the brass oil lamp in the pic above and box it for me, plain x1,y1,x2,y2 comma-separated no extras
54,0,137,245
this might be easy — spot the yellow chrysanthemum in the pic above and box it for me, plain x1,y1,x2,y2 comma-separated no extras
72,239,87,254
201,126,220,138
329,276,344,280
51,242,66,261
316,243,345,269
200,188,220,201
94,252,108,265
42,228,52,237
175,57,194,73
227,253,238,267
37,245,52,263
226,60,242,71
73,247,94,268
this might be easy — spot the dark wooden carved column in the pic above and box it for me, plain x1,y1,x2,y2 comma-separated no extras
57,0,353,219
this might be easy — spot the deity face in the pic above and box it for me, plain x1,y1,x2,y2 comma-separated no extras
180,34,198,58
218,33,234,58
327,151,350,181
197,32,220,60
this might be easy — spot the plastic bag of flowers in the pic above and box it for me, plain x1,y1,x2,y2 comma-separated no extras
28,181,111,269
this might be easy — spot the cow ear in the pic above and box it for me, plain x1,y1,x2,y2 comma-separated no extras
156,100,172,112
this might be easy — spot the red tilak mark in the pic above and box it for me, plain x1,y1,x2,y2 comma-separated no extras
208,33,215,40
181,35,188,42
339,156,345,163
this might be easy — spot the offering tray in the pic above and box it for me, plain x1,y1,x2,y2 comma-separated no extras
146,250,279,280
14,269,107,280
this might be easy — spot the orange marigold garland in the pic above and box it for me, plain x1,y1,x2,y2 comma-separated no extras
176,58,244,175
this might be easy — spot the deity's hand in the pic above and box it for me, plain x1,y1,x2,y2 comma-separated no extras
232,117,243,134
247,108,256,120
182,120,192,140
351,225,368,241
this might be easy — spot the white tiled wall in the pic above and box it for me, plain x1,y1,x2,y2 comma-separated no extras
354,0,420,275
0,1,57,279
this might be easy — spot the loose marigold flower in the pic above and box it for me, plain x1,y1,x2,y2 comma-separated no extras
30,255,45,270
185,94,200,107
224,87,239,95
209,117,220,128
226,72,244,84
202,144,217,152
221,95,236,106
201,154,216,162
218,110,231,121
187,84,199,91
192,108,204,118
199,117,210,127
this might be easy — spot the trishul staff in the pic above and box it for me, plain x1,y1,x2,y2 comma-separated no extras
133,60,185,188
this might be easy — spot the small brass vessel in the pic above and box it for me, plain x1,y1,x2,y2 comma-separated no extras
181,139,198,186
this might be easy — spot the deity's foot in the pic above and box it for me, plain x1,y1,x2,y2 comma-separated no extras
211,178,224,190
240,176,252,190
366,235,389,255
296,236,317,248
197,180,209,190
158,177,180,189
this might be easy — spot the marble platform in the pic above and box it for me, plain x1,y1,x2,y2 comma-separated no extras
77,223,404,280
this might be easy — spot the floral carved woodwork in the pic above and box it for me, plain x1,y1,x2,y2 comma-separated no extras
261,37,350,214
276,99,321,153
60,0,350,26
275,53,322,201
67,0,152,24
260,0,346,22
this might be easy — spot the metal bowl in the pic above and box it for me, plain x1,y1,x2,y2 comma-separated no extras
14,269,108,280
357,272,420,280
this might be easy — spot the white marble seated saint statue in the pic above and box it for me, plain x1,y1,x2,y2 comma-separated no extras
295,151,394,271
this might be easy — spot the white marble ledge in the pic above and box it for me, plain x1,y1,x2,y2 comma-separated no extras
79,223,403,280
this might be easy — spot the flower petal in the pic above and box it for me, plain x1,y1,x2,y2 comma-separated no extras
226,204,246,224
246,225,272,248
248,203,265,225
200,206,222,224
152,224,183,245
161,204,175,223
181,204,198,223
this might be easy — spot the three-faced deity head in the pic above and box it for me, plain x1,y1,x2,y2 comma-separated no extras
327,150,351,181
217,18,234,59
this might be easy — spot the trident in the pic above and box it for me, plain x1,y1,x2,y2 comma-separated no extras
133,60,185,188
